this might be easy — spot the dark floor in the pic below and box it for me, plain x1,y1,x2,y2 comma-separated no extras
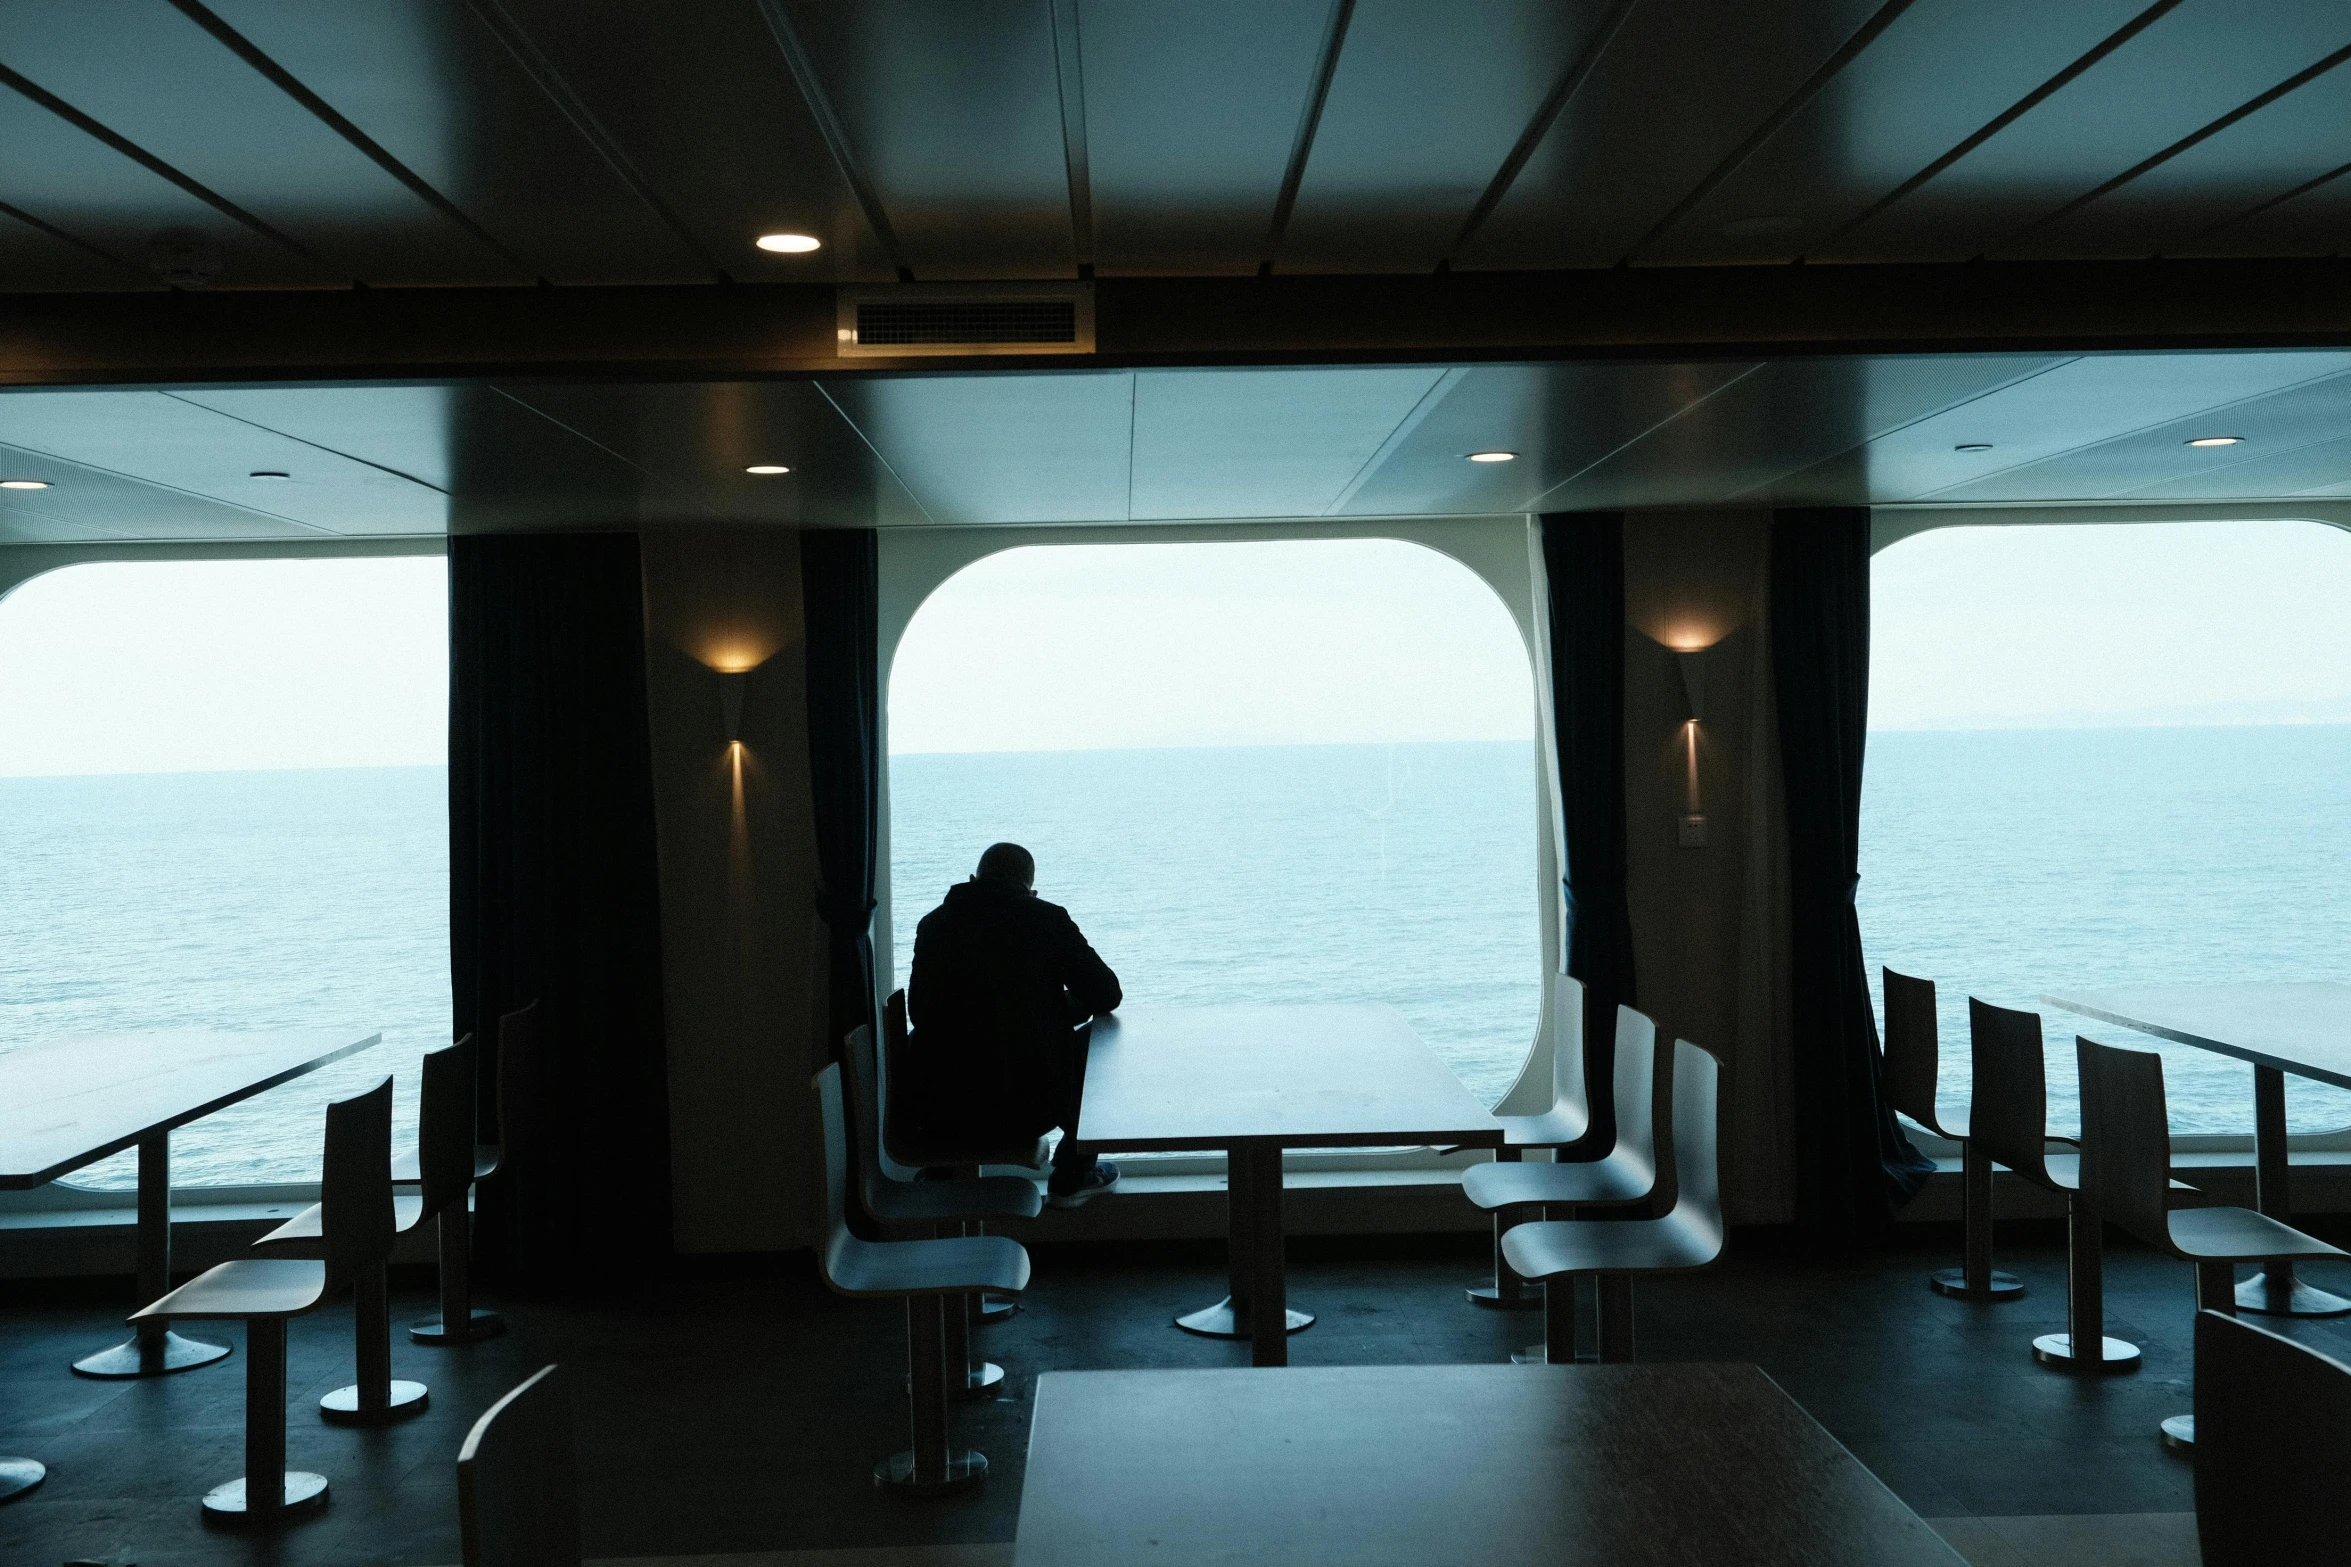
7,1223,2351,1565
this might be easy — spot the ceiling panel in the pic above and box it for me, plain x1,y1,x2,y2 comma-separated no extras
2203,166,2351,258
1127,366,1448,517
1641,0,2153,265
820,372,1134,524
1079,0,1328,276
2122,428,2351,499
1339,360,1759,515
2024,61,2351,259
0,82,321,290
782,0,1072,280
487,0,893,282
1459,0,1887,270
0,0,526,286
0,206,148,289
492,380,928,528
1279,0,1615,275
1827,0,2351,262
0,425,333,543
201,0,708,285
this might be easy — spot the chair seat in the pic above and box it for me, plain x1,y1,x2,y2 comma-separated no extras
390,1144,500,1184
253,1193,426,1254
2037,1154,2196,1197
1461,1156,1649,1212
870,1174,1044,1228
2169,1206,2350,1264
1494,1107,1588,1149
826,1233,1030,1300
130,1257,329,1323
1501,1214,1719,1281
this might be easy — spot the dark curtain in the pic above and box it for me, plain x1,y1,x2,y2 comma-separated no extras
450,532,672,1287
800,528,881,1068
1770,508,1932,1239
1540,512,1637,1158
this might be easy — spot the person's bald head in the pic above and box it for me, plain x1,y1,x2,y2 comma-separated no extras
975,841,1035,892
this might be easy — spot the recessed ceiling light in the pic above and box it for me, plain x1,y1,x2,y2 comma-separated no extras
1467,451,1517,463
1954,443,1993,452
744,464,792,475
0,478,49,490
249,470,291,480
754,233,821,254
2186,436,2243,447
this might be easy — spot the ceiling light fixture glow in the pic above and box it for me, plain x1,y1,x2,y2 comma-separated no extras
1954,443,1993,452
2186,436,2243,447
754,233,821,254
1467,451,1517,463
744,464,791,475
0,478,49,490
249,470,291,480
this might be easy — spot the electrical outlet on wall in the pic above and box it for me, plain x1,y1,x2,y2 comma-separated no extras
1678,813,1709,848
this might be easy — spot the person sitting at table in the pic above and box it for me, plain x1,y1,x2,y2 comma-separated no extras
906,841,1124,1208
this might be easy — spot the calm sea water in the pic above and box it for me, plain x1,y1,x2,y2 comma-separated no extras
0,767,448,1188
5,727,2339,1190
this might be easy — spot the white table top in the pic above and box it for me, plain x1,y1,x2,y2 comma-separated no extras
2044,983,2351,1092
1012,1363,1964,1567
1074,1003,1501,1153
0,1030,382,1188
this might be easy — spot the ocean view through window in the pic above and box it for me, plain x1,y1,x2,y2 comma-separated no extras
886,537,1542,1111
0,556,451,1188
1862,519,2351,1137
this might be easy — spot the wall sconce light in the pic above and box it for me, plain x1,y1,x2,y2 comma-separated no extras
718,670,748,746
1675,649,1707,727
1670,643,1714,848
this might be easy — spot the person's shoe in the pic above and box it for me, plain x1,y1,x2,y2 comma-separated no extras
1048,1162,1120,1209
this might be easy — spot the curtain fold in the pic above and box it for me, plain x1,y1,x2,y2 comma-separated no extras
1769,508,1931,1239
799,528,881,1070
1540,511,1637,1157
450,531,672,1287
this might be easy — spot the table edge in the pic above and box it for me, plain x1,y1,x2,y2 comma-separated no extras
2043,994,2351,1093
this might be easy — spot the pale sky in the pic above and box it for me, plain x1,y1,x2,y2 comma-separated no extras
888,538,1538,754
0,556,447,777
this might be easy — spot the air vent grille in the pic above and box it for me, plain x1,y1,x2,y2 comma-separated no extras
858,298,1077,346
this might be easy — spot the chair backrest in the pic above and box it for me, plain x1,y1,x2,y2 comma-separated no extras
841,1024,906,1217
321,1075,396,1289
457,1363,582,1567
418,1033,479,1217
1661,1038,1725,1260
1881,967,1945,1137
1544,974,1591,1136
2195,1309,2351,1566
813,1063,868,1292
497,999,541,1171
880,989,919,1165
1607,1004,1659,1191
1966,997,2056,1188
2076,1035,2175,1249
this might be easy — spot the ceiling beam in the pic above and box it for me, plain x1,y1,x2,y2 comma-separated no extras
5,258,2351,386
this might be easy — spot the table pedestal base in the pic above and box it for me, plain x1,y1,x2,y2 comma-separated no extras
201,1471,329,1523
2235,1267,2351,1317
73,1328,231,1379
875,1449,986,1494
0,1457,44,1502
1928,1268,2024,1301
319,1380,428,1425
2159,1414,2196,1451
2031,1332,2141,1373
409,1308,506,1344
1466,1282,1543,1310
1174,1297,1312,1338
975,1292,1018,1323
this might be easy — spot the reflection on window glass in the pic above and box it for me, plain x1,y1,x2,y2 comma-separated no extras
1862,521,2351,1136
0,557,451,1187
887,539,1540,1107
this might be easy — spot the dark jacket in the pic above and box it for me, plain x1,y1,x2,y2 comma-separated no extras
906,879,1122,1139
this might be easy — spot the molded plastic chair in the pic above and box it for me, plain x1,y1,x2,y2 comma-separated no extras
814,1064,1030,1494
130,1076,399,1523
1465,976,1599,1309
2192,1310,2351,1564
457,1363,581,1567
1500,1038,1724,1364
2076,1036,2346,1449
1885,968,2021,1301
399,1001,533,1343
845,1022,1042,1398
1464,1002,1657,1338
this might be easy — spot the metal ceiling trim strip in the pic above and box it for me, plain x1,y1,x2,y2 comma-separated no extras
748,0,911,283
1049,0,1094,278
2190,155,2351,250
1322,367,1467,518
1259,0,1355,278
810,379,939,529
154,391,447,496
0,199,147,285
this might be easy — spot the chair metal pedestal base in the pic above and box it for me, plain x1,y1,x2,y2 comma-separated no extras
2031,1332,2141,1373
974,1292,1017,1323
0,1457,44,1502
2159,1414,2196,1451
409,1308,506,1344
875,1449,987,1494
958,1361,1005,1399
1928,1268,2024,1301
1466,1283,1543,1310
72,1328,232,1379
318,1380,428,1425
2235,1269,2351,1318
1174,1296,1312,1338
201,1471,329,1522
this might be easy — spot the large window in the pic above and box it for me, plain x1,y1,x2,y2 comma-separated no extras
887,537,1540,1107
1862,520,2351,1136
0,556,450,1187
